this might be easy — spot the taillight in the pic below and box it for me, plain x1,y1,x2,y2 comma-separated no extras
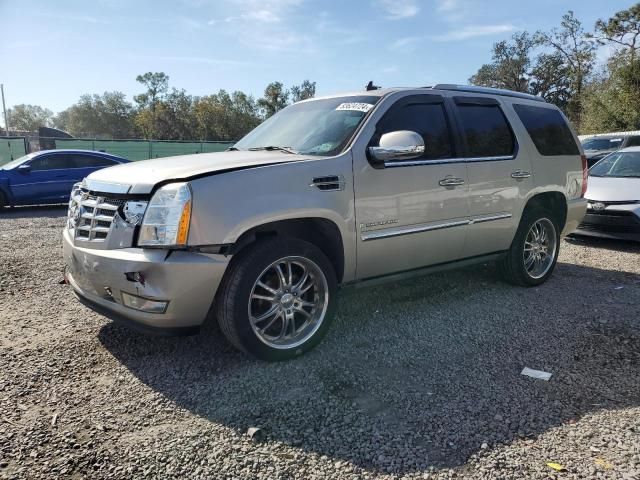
580,154,588,197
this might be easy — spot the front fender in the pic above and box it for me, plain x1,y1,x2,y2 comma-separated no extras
186,154,358,281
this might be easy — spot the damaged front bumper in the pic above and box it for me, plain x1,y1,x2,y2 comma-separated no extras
63,228,230,334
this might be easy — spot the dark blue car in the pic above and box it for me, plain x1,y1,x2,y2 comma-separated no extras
0,150,129,208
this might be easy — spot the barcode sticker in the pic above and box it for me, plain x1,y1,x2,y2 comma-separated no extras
335,102,374,113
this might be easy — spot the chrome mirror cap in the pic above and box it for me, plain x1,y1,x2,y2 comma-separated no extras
368,130,425,163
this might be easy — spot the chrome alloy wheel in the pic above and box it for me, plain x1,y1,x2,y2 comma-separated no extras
248,256,329,350
523,218,557,279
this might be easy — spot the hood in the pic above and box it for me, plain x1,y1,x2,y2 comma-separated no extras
585,175,640,202
85,150,307,194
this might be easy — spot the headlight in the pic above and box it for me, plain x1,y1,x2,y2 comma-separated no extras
138,182,192,247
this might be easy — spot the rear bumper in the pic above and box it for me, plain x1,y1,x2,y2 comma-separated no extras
63,228,230,332
561,198,588,236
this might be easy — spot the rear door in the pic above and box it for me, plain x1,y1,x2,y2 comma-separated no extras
353,93,470,279
10,153,77,204
449,95,533,256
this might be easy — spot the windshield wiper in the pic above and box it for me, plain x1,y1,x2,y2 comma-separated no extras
226,146,240,151
248,145,299,154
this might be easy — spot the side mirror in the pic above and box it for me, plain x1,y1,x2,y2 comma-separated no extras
368,130,425,165
17,164,32,174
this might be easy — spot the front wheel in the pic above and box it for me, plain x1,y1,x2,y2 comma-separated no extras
499,208,560,286
215,237,337,361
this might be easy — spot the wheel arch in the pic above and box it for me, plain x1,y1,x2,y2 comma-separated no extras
227,217,346,283
522,191,568,231
0,184,11,207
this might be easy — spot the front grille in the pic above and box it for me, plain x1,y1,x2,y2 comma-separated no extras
69,193,124,242
579,211,640,234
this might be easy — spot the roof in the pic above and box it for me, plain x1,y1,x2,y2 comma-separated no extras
579,131,640,140
35,149,127,159
306,84,546,103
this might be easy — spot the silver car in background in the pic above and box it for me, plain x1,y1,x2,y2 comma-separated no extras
576,147,640,242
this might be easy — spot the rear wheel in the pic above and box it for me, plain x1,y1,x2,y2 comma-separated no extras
215,237,337,361
499,208,560,286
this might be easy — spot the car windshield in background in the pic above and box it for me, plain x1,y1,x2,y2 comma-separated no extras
590,151,640,178
0,153,36,170
233,96,380,156
582,137,623,150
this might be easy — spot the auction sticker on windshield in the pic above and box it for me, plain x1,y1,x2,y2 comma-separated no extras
335,103,374,113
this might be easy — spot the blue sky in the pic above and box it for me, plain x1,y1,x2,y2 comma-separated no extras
0,0,630,116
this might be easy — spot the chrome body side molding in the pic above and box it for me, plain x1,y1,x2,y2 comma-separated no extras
360,213,512,241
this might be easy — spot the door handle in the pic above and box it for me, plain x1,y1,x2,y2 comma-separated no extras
439,176,465,187
511,170,531,179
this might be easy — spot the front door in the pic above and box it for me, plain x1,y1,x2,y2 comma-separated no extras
353,94,470,280
10,154,77,204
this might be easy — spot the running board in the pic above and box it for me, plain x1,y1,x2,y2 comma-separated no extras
342,252,506,290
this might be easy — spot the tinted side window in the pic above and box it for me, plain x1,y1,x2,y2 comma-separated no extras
457,104,515,157
378,103,453,160
625,136,640,147
29,155,76,171
72,155,117,168
513,104,579,156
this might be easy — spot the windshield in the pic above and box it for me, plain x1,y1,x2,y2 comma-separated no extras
0,153,36,170
234,95,380,156
581,137,623,151
590,151,640,178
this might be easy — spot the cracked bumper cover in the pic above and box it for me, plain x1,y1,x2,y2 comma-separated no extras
63,228,230,333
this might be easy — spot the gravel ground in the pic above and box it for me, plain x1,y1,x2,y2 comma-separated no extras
0,206,639,480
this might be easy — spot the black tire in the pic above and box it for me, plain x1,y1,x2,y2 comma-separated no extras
215,237,338,361
499,208,561,287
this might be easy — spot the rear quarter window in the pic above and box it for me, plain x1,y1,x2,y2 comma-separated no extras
513,104,579,156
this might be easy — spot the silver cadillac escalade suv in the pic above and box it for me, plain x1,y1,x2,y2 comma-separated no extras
64,84,588,360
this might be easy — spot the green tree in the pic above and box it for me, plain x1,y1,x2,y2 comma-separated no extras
594,3,640,61
290,80,316,102
54,91,134,138
536,11,596,128
257,82,289,117
529,52,572,110
134,72,170,112
194,90,260,141
469,32,536,92
7,104,53,132
153,89,196,140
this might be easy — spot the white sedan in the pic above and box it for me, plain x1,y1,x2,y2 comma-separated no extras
575,147,640,242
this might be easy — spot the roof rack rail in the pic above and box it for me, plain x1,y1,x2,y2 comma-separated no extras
432,84,546,103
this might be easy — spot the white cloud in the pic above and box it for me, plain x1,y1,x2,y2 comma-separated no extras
390,36,421,50
437,0,458,12
378,0,419,20
434,24,515,41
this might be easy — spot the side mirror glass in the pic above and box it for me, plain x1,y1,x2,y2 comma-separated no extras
368,130,425,165
17,164,32,173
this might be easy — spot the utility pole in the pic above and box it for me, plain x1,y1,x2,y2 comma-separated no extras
1,84,9,136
